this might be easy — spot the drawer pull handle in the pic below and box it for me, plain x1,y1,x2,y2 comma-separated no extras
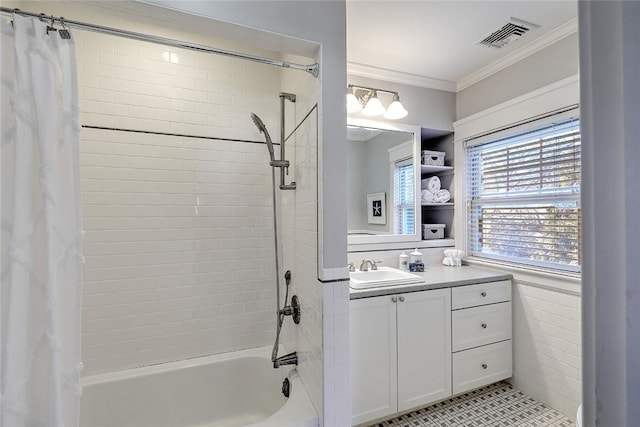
391,296,398,303
481,292,487,297
482,363,488,370
481,323,487,329
399,296,405,302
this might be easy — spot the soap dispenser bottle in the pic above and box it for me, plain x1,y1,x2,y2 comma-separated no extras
399,251,409,271
410,248,424,272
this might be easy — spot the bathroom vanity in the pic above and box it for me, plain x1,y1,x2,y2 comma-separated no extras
350,266,513,426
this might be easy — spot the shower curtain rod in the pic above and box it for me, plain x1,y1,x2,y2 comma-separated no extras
0,7,320,78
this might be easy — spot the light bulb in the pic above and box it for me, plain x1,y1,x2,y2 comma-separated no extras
361,91,385,116
347,92,363,113
384,94,408,120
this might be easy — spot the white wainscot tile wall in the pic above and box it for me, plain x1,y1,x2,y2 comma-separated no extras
511,282,582,420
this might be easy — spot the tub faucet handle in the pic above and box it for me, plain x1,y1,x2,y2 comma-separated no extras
273,351,298,368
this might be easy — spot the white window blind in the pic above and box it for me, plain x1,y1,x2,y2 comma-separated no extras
394,158,414,235
466,116,581,272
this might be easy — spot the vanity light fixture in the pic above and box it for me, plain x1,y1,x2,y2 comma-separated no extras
361,90,385,116
384,93,409,120
346,84,408,120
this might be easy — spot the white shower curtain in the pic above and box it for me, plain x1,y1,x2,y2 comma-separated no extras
1,14,83,427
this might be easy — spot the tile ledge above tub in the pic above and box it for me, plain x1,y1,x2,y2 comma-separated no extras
349,265,512,300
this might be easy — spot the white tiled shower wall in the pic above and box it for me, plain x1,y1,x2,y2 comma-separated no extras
41,3,321,384
511,282,582,420
278,63,324,419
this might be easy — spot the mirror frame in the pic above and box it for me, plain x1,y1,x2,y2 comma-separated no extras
347,118,422,245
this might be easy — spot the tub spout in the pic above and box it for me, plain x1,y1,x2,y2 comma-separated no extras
273,351,298,368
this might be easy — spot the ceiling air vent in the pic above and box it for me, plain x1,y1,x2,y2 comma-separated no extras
477,18,540,49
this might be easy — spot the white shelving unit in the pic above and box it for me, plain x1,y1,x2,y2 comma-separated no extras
420,133,455,242
421,165,453,174
421,202,454,207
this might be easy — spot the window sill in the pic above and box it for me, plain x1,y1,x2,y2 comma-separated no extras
465,258,581,296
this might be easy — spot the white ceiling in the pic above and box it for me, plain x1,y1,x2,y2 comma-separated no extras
346,0,577,92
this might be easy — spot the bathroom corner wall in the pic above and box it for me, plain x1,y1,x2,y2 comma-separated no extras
139,5,350,424
77,25,283,374
511,283,582,419
279,61,324,420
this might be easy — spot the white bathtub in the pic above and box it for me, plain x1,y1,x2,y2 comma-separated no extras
80,347,318,427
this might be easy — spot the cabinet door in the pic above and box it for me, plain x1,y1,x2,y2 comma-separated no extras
350,296,398,425
397,288,452,412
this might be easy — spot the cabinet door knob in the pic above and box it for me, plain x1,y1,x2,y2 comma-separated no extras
481,323,487,329
391,296,398,303
482,363,488,370
481,291,487,297
399,296,405,302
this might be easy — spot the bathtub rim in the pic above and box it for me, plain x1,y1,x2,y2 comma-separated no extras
81,345,283,387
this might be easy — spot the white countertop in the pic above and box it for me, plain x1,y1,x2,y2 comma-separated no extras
349,264,512,300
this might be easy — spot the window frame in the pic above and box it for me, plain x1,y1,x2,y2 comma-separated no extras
392,156,415,235
464,111,582,274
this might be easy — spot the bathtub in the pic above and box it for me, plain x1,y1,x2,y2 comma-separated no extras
80,347,318,427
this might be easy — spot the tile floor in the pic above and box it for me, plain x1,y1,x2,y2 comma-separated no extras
367,382,575,427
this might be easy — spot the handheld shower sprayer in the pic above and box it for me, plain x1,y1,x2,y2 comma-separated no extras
251,112,290,169
250,113,276,163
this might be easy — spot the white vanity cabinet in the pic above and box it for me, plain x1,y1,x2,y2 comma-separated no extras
350,288,451,426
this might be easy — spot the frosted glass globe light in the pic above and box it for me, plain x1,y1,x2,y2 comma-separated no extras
347,92,363,113
384,94,408,120
361,91,385,116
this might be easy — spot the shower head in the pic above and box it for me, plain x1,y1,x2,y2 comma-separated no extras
251,113,275,162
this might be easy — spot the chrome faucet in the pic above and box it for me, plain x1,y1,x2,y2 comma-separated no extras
273,351,298,368
359,259,379,272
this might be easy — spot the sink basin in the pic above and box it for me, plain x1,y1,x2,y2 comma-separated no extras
349,266,425,289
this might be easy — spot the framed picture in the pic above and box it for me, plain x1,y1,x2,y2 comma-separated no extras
367,192,386,225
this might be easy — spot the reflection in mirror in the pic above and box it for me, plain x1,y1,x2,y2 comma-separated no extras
347,119,421,244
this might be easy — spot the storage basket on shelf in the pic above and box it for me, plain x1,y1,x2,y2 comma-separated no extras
422,223,446,240
421,150,445,166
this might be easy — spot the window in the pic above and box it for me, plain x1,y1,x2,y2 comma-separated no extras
394,158,414,234
465,115,581,273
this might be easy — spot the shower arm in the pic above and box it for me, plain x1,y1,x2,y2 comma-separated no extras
279,93,297,190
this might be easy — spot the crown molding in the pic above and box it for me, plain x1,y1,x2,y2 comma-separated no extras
456,18,578,92
347,62,457,93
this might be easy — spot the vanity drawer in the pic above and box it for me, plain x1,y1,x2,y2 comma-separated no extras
452,302,511,352
452,340,512,395
451,280,511,310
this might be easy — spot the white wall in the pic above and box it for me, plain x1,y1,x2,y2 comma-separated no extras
579,2,640,425
511,282,581,418
456,33,579,120
279,62,324,418
70,6,288,374
141,0,349,276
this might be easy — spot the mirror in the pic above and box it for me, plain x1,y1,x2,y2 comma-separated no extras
347,118,421,245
